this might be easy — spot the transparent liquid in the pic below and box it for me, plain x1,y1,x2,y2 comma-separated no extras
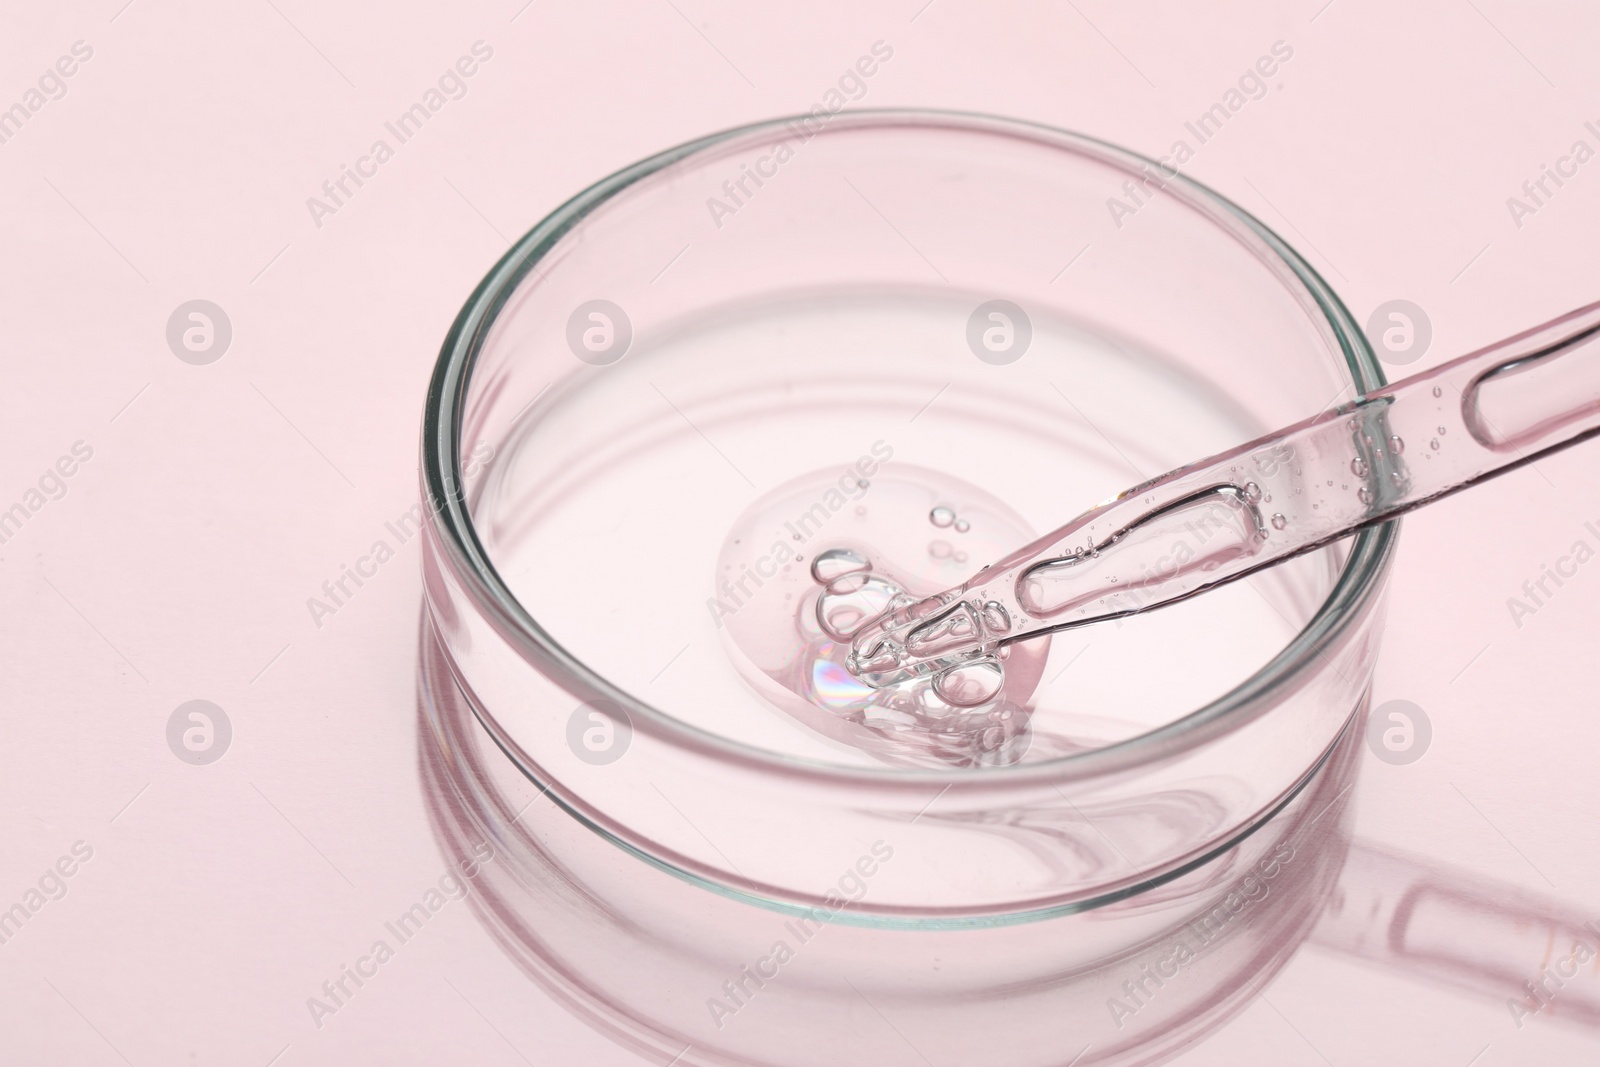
714,466,1046,768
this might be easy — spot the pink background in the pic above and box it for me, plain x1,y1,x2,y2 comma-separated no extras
3,0,1599,1063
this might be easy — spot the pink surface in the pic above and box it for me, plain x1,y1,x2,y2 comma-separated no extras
2,1,1598,1063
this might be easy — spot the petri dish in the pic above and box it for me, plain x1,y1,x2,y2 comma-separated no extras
419,110,1395,923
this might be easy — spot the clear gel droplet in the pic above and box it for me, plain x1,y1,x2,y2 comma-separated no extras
816,573,898,641
932,659,1004,707
810,548,870,584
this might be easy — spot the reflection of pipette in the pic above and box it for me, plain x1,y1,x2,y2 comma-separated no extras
849,301,1600,692
1312,842,1600,1031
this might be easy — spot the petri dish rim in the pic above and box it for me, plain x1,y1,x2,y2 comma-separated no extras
421,108,1398,795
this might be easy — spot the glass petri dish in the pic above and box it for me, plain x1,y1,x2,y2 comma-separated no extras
419,110,1395,924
